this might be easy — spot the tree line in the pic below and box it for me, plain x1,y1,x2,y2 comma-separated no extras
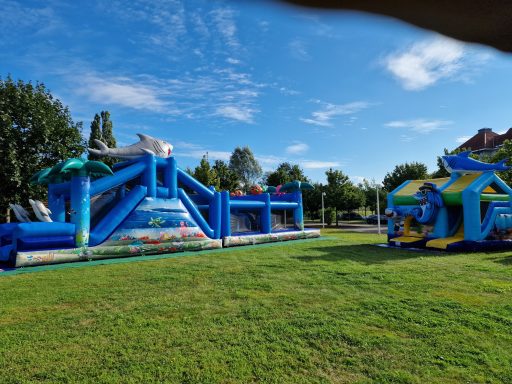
4,75,512,225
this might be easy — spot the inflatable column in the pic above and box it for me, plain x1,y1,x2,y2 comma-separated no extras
293,191,304,230
70,175,91,248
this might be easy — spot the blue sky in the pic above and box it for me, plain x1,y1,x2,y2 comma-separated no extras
3,0,512,185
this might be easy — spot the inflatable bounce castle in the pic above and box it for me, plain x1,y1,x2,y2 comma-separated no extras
386,151,512,251
0,134,319,267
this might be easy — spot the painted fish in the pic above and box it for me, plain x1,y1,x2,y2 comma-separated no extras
148,217,166,228
28,199,53,222
88,133,173,160
442,151,510,174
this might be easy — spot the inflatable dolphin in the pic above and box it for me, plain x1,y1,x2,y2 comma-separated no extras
9,203,31,222
442,151,510,174
88,133,173,160
29,199,53,222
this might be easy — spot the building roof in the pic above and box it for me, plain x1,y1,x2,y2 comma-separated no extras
457,127,512,151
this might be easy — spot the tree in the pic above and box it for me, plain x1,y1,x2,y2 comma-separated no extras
87,114,102,161
228,146,262,191
359,179,387,215
212,159,239,191
193,155,219,190
0,76,85,222
343,184,366,214
87,111,116,167
302,182,324,219
382,162,428,192
325,168,351,226
263,162,309,186
491,139,512,185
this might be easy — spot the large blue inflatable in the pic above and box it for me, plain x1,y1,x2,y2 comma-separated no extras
0,135,319,267
386,152,512,251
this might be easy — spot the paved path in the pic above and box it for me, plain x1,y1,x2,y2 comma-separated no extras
306,222,386,234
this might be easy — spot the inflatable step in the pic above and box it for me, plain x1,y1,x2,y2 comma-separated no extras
426,236,464,250
0,244,13,262
17,236,75,251
389,236,426,248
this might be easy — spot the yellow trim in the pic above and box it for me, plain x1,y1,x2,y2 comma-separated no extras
442,174,481,193
390,236,425,243
426,224,464,250
394,178,450,196
483,185,497,193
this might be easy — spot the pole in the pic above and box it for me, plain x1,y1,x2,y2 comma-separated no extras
321,192,325,228
376,183,381,235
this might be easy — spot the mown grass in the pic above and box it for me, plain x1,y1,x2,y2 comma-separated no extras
1,229,512,383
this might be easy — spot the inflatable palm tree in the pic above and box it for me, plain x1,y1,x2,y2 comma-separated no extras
31,159,113,248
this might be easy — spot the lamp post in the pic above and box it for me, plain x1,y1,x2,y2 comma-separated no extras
376,183,381,235
321,191,326,228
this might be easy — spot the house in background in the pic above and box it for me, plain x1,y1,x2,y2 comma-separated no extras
457,127,512,156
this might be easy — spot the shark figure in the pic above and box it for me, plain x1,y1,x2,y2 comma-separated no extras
442,151,510,174
9,203,31,223
411,182,443,225
88,133,173,160
29,199,53,222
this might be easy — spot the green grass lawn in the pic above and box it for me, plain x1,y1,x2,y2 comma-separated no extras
1,230,512,383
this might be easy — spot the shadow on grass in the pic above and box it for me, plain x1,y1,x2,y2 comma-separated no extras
489,255,512,266
292,243,444,265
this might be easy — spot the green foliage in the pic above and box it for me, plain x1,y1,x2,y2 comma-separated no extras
212,159,239,191
87,114,102,161
1,231,512,383
491,139,512,185
359,179,387,214
0,76,85,221
229,146,262,191
325,168,364,225
100,111,116,167
193,155,219,190
263,162,309,186
87,111,116,167
302,182,325,218
382,162,429,192
324,206,335,225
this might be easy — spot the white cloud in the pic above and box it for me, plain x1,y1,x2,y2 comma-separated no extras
286,142,309,155
210,7,239,49
301,101,372,127
384,35,491,91
258,20,269,32
180,150,231,161
400,135,414,143
77,74,167,112
0,0,62,38
289,39,310,61
215,105,256,123
226,57,241,65
350,175,366,184
385,119,453,134
256,155,285,167
302,160,342,169
279,86,300,96
456,136,471,144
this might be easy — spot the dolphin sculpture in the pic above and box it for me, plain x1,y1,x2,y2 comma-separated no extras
442,151,510,174
9,203,31,223
29,199,53,222
88,133,173,160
